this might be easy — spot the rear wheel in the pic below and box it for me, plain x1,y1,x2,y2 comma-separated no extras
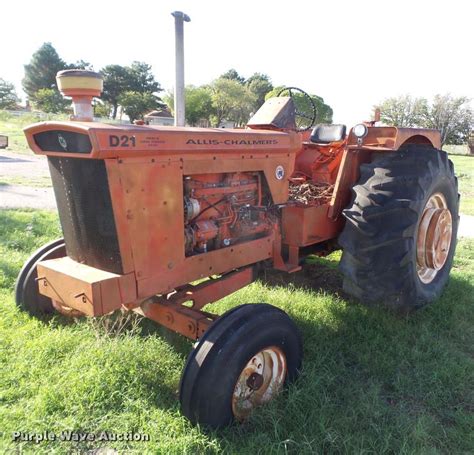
179,303,302,428
339,145,459,312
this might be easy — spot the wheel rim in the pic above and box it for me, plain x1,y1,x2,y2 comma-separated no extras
416,192,453,284
232,346,287,421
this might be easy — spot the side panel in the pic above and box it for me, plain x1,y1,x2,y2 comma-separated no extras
117,158,185,280
282,204,343,246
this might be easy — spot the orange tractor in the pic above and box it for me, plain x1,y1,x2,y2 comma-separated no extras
17,71,459,428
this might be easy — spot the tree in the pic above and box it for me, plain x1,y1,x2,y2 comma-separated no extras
374,95,427,128
165,85,214,126
265,87,333,125
68,60,94,70
101,65,133,119
23,43,66,101
101,62,162,119
93,100,112,118
209,78,256,127
128,61,161,94
421,94,473,146
33,88,70,113
375,94,473,146
246,73,273,112
118,91,164,123
0,79,19,109
220,69,245,84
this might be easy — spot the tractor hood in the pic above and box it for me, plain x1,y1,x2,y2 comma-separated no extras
24,122,302,159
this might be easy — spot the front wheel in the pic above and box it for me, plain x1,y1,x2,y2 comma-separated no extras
179,304,303,428
339,145,459,312
15,239,66,316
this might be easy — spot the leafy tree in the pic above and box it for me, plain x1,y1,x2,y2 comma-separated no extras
209,78,256,127
0,79,19,109
246,73,273,112
68,60,94,70
165,85,214,126
375,94,473,146
220,69,245,84
23,43,66,101
101,62,162,119
33,88,70,113
128,61,162,94
118,91,164,123
93,100,112,118
421,94,473,146
265,87,333,125
101,65,133,119
374,95,427,128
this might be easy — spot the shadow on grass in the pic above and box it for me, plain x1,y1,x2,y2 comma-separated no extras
259,255,349,300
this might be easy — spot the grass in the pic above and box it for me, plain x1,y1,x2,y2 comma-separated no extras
0,110,67,155
450,154,474,215
0,209,473,454
0,176,52,188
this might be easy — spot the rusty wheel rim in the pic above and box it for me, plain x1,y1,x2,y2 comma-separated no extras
416,192,452,284
232,346,287,421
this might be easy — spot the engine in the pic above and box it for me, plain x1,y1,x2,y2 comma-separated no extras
183,172,274,256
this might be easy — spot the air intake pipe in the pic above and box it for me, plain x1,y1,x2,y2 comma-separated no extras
56,70,103,122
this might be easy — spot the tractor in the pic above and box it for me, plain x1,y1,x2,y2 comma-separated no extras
16,70,459,428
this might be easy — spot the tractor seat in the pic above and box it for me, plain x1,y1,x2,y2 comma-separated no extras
310,124,347,144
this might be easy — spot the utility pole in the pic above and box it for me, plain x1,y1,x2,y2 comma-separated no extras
171,11,191,127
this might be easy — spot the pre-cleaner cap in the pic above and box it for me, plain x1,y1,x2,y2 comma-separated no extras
56,70,103,121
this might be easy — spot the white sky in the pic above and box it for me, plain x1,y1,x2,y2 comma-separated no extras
1,0,472,126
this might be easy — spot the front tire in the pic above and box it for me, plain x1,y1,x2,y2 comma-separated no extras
15,239,66,316
179,304,303,428
339,145,459,312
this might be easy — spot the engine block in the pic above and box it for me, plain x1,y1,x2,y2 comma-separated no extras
183,172,274,255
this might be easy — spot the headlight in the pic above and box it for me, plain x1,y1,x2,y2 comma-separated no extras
353,124,368,138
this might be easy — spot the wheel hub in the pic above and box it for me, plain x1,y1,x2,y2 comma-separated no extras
232,346,287,421
416,193,452,284
246,372,264,391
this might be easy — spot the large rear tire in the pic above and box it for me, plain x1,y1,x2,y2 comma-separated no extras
339,145,459,312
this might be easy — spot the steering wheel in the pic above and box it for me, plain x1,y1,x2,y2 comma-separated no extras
277,87,317,131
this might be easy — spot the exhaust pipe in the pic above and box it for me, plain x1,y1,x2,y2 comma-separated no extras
171,11,191,127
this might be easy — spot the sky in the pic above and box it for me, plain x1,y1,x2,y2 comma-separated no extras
1,0,472,126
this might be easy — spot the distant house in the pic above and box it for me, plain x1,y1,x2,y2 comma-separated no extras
144,108,174,126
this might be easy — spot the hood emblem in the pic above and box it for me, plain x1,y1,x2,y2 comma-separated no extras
58,134,67,150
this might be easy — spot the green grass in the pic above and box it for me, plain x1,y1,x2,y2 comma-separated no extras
0,209,473,454
450,155,474,215
0,176,52,188
0,110,68,155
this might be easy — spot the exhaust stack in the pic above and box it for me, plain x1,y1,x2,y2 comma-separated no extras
56,70,103,122
171,11,191,127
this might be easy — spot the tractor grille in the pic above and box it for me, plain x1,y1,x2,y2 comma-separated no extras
48,157,123,274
